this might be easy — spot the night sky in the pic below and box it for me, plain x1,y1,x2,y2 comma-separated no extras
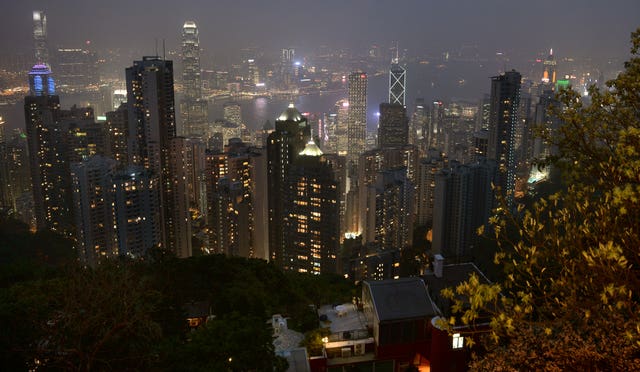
1,0,639,62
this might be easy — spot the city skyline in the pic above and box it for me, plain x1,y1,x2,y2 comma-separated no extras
0,1,638,64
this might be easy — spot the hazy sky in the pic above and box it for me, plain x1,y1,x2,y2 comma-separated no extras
1,0,639,62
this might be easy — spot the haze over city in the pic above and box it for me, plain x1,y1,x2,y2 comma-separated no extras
0,1,639,371
1,0,639,62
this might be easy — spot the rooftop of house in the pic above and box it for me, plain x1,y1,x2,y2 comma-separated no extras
364,277,439,322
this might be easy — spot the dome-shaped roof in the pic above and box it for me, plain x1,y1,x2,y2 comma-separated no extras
299,138,323,157
277,103,305,122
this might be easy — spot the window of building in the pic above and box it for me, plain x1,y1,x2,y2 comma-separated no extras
452,333,464,349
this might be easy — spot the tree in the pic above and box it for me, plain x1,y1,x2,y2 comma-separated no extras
443,29,640,370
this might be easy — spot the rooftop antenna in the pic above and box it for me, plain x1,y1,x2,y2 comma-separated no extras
162,39,166,60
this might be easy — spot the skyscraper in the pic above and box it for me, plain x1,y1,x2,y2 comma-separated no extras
180,21,208,136
378,103,409,148
282,139,340,274
431,160,496,262
33,11,48,66
267,104,310,266
182,21,201,100
347,72,367,166
488,70,521,204
126,56,190,256
24,64,65,232
541,49,557,85
389,56,406,106
71,156,118,267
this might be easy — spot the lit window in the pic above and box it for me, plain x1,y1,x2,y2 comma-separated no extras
452,333,464,349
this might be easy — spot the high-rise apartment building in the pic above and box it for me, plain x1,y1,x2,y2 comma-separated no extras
431,160,496,262
33,11,48,66
106,104,128,167
416,151,447,227
267,104,311,266
378,103,409,149
347,72,367,166
488,70,521,204
282,140,340,274
71,155,118,266
126,56,190,256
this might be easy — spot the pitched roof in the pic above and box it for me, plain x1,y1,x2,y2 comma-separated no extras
365,277,438,322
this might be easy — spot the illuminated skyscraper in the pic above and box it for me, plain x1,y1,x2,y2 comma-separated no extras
53,48,99,89
347,72,367,166
182,21,201,99
33,11,48,66
283,139,340,274
378,103,408,148
25,64,63,231
267,104,310,266
541,49,557,85
180,21,208,136
389,54,406,106
488,70,521,204
71,155,118,267
126,56,190,256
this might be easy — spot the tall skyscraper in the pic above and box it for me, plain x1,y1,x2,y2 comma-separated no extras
347,72,367,166
126,56,190,256
389,55,406,106
24,64,65,232
488,70,521,204
182,21,201,100
282,139,340,274
53,48,99,89
267,104,310,266
378,103,409,148
431,160,496,262
416,151,447,227
180,21,208,136
33,11,49,66
541,49,557,85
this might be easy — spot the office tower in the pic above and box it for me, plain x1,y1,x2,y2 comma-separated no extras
416,152,447,227
347,72,367,166
428,100,445,149
389,55,406,106
106,104,128,167
431,160,496,262
409,98,427,149
126,56,190,256
223,102,242,125
283,139,340,274
53,48,99,89
267,104,310,266
541,49,557,85
378,103,409,148
113,167,162,258
532,89,561,161
182,21,201,99
112,89,127,110
281,48,295,87
488,70,521,204
71,156,118,267
180,21,208,136
33,11,48,66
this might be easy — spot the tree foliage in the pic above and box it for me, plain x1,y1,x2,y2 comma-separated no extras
443,29,640,370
